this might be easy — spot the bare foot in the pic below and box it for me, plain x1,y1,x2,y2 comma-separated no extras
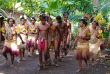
28,52,31,57
17,59,22,62
37,67,43,70
37,65,43,70
45,62,48,69
86,64,89,68
31,55,34,57
23,58,25,61
65,51,68,56
4,58,8,63
58,58,62,62
61,55,64,58
45,64,48,69
10,65,14,68
76,69,82,72
55,64,59,67
48,62,51,66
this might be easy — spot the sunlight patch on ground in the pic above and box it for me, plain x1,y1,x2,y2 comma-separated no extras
0,72,4,74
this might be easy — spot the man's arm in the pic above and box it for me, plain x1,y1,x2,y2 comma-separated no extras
56,25,61,37
35,26,39,42
69,23,71,40
65,23,68,35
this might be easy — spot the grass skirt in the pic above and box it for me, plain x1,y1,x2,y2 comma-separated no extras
76,41,90,60
89,39,101,61
17,34,27,49
26,34,37,50
2,39,19,56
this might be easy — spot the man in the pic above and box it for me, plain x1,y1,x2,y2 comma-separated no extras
47,17,61,66
56,16,67,60
63,13,71,55
35,14,50,70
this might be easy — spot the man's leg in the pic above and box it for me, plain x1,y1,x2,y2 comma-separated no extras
54,39,59,66
44,40,48,69
38,51,43,70
66,35,70,49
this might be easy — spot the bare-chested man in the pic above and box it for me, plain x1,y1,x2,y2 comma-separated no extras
56,16,67,60
35,14,50,70
63,14,71,54
47,17,61,67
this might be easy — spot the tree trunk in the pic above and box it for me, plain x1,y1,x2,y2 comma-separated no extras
92,0,99,16
13,0,16,17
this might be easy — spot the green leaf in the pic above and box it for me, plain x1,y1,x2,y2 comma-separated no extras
0,6,3,9
104,31,109,38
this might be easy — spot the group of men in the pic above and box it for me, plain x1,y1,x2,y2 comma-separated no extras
36,13,71,70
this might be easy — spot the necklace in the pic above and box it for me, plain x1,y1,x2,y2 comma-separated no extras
6,26,13,40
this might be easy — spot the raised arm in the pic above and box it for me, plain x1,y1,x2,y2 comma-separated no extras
15,27,24,44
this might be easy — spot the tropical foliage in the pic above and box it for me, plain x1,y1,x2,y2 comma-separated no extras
0,0,110,38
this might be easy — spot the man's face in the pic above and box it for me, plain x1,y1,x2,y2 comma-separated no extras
92,21,96,29
9,19,14,25
64,16,68,21
79,21,83,27
31,19,35,24
21,19,26,25
41,19,46,25
47,19,52,25
56,19,61,23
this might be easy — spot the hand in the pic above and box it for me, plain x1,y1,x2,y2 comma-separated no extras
69,37,71,41
6,35,8,39
10,37,13,40
81,36,85,39
5,35,8,38
71,45,74,51
48,43,51,48
22,41,25,44
34,41,37,47
78,36,82,38
25,33,28,36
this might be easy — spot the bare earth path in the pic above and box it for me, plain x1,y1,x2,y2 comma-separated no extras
0,42,110,74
